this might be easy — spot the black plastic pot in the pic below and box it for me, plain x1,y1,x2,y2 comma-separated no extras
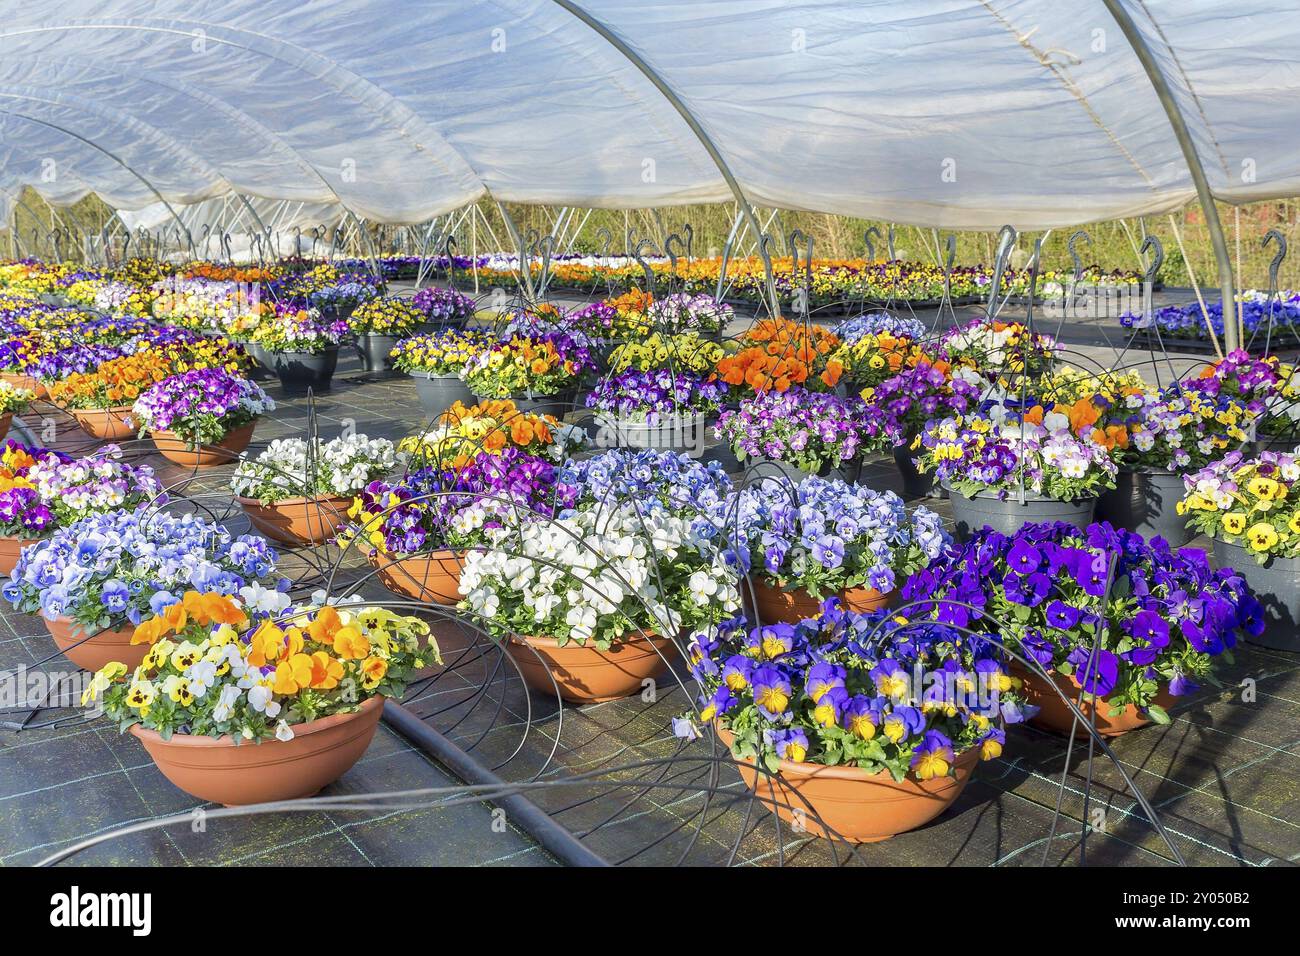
412,373,476,417
892,442,933,498
273,346,339,395
318,303,358,324
1095,468,1191,545
355,333,402,375
506,388,579,418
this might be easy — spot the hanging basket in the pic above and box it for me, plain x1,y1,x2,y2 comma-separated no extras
368,548,465,605
505,631,675,705
748,579,895,625
151,421,255,467
716,723,979,843
237,494,353,547
132,696,384,806
71,405,136,442
1013,662,1176,737
45,616,145,673
354,333,402,375
272,346,339,395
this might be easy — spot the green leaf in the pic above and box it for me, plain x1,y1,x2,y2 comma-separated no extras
1146,704,1170,725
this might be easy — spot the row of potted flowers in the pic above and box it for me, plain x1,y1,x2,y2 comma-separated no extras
40,443,1262,841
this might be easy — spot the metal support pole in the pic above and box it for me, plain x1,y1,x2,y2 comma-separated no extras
1101,0,1238,351
549,0,780,315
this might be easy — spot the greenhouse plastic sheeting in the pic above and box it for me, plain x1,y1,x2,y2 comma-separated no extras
0,1,1297,229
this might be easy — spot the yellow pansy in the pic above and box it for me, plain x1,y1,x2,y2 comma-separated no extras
1247,522,1280,553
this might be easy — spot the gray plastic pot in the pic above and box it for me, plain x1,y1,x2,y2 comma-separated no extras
947,484,1097,540
243,341,273,380
1213,538,1300,651
354,333,402,375
1095,468,1192,545
743,454,861,486
595,412,709,457
411,373,476,418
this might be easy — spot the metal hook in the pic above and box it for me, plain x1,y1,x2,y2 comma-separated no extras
537,234,555,288
633,238,657,293
987,225,1018,314
944,234,957,272
625,226,637,257
887,225,897,261
787,229,814,316
1264,229,1287,293
1068,230,1091,283
682,223,694,261
864,226,882,262
1139,233,1164,286
664,232,685,275
757,233,779,312
1024,237,1045,329
787,229,803,274
594,226,612,260
444,234,459,290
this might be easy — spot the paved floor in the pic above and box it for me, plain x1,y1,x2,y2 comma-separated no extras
2,302,1297,867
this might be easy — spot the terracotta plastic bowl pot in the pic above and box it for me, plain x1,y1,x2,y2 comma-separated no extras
368,549,465,604
131,695,385,806
237,494,352,547
71,405,136,441
0,535,39,576
749,579,895,625
0,411,12,441
151,421,255,467
44,616,145,672
506,631,676,705
1014,663,1176,738
0,372,44,398
717,723,978,843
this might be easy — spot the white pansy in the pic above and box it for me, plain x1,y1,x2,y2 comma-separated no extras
458,501,741,645
231,434,400,501
247,683,275,713
212,684,242,722
239,581,291,615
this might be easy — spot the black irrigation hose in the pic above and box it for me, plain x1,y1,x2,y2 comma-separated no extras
380,700,609,867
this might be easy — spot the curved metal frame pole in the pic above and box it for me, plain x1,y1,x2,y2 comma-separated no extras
0,108,196,258
1101,0,1238,351
1,187,61,260
233,192,276,264
549,0,780,316
495,198,538,303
